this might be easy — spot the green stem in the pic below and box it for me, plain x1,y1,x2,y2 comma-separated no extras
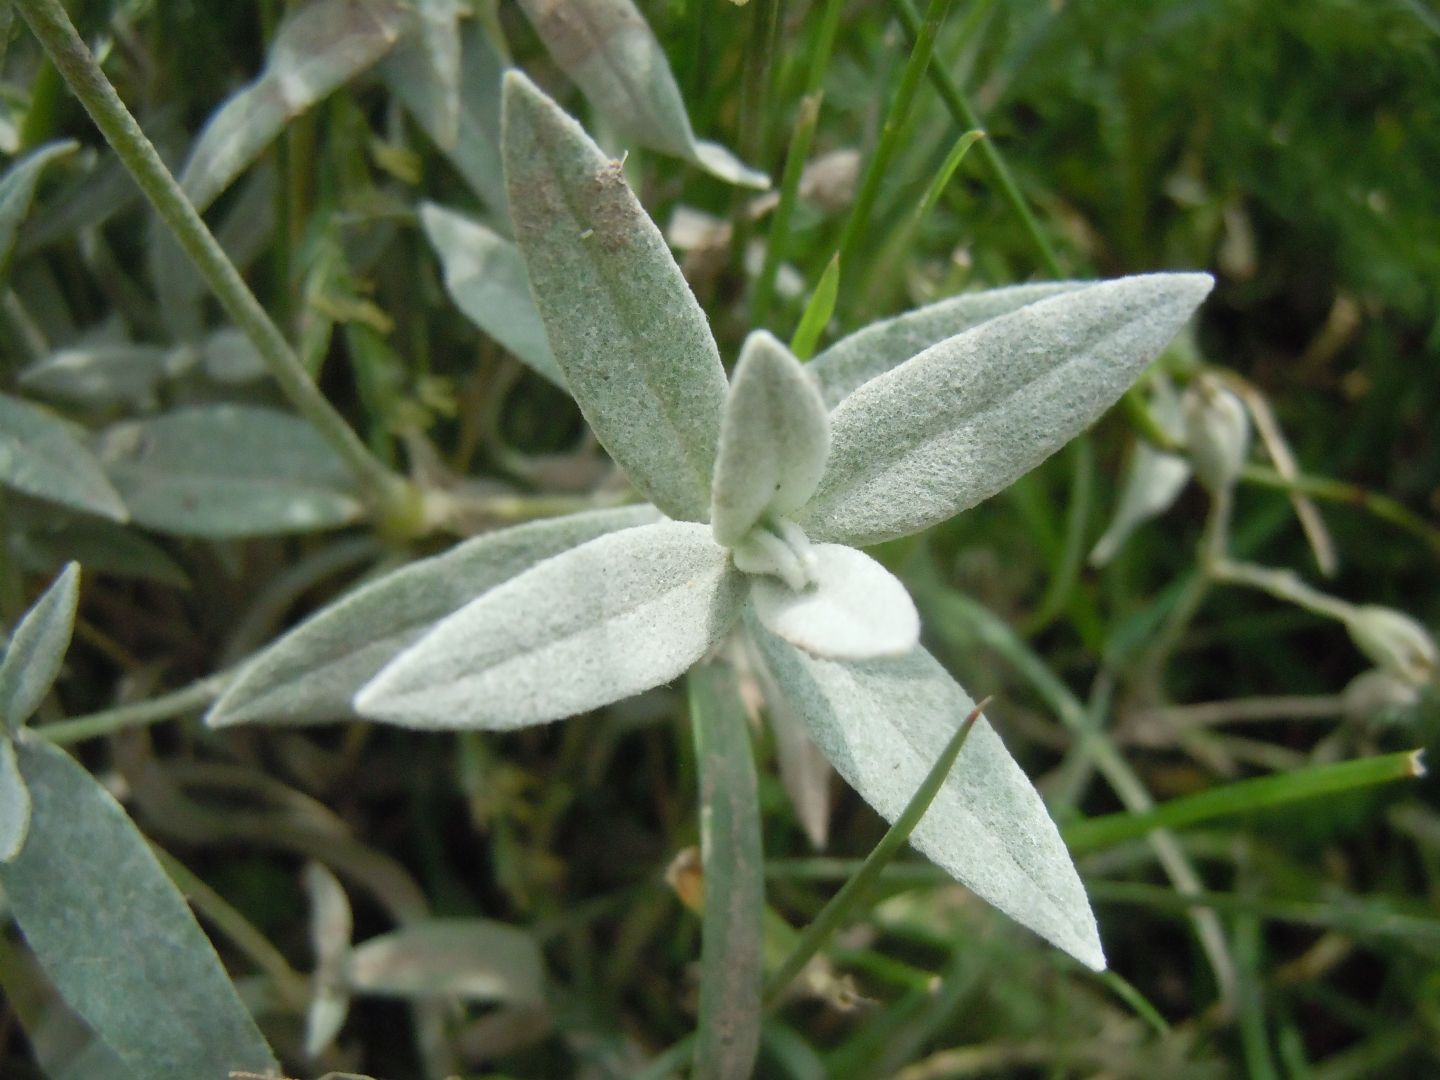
1241,463,1440,558
751,0,845,326
36,674,229,745
893,0,1065,278
836,0,953,279
12,0,412,524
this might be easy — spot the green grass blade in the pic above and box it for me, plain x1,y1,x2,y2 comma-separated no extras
1064,750,1425,856
915,128,984,224
789,253,840,361
689,661,765,1080
763,697,986,1005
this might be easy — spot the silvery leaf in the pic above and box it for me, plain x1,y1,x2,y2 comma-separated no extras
419,202,564,388
95,404,364,538
809,281,1086,409
20,343,180,408
749,620,1105,970
0,141,76,275
200,327,267,383
356,521,744,730
515,0,767,188
502,71,727,522
208,505,658,728
0,562,79,731
749,544,918,660
343,918,545,1004
0,737,30,861
0,737,279,1077
382,20,508,220
796,274,1214,546
179,0,411,213
0,392,128,522
303,862,354,1057
710,331,829,546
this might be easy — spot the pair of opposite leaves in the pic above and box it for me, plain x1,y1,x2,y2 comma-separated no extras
213,71,1213,971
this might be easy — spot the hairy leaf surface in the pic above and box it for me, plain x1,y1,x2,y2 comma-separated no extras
797,274,1213,546
356,521,743,729
502,71,727,521
209,506,657,727
0,737,29,861
0,738,278,1078
0,141,76,275
0,562,79,732
750,620,1106,971
711,332,829,546
0,392,127,521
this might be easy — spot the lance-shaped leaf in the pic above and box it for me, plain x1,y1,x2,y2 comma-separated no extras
0,392,128,522
516,0,767,189
303,862,355,1057
0,737,30,861
208,505,658,727
179,0,411,213
343,918,545,1004
796,274,1214,547
711,331,829,546
21,342,179,408
0,737,279,1078
382,20,508,219
502,71,728,522
749,619,1105,971
750,545,918,661
420,202,564,388
0,562,79,732
809,281,1085,409
356,521,744,729
94,404,364,538
0,141,76,276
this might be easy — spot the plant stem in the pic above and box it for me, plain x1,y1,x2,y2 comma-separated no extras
893,0,1065,278
36,674,229,745
12,0,412,524
1241,463,1440,558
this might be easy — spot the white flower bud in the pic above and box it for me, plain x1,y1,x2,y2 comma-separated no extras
1344,605,1437,687
1341,668,1421,723
1183,375,1251,492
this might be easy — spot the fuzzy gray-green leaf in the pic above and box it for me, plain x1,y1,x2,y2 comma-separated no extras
21,343,178,408
420,202,564,388
516,0,767,188
749,544,917,661
0,737,278,1078
179,0,410,213
356,521,744,729
0,392,128,521
0,737,30,861
808,281,1087,409
208,505,658,728
502,71,728,522
343,918,545,1004
797,274,1214,546
0,562,79,732
711,331,829,546
94,404,364,537
750,620,1105,971
0,141,76,276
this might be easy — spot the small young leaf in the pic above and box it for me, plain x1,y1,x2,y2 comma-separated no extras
0,737,279,1078
749,545,918,660
95,404,364,538
0,141,77,276
515,0,768,188
303,862,354,1057
797,274,1215,546
0,562,80,732
688,661,764,1080
502,71,728,522
21,342,178,408
179,0,411,213
382,20,508,219
419,202,565,388
343,919,545,1004
0,392,128,522
0,737,31,861
749,619,1105,971
808,282,1086,408
710,332,830,546
356,521,744,730
208,505,658,727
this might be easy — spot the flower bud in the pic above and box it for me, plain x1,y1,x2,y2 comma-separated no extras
1341,668,1421,723
1344,605,1437,687
1183,375,1251,492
